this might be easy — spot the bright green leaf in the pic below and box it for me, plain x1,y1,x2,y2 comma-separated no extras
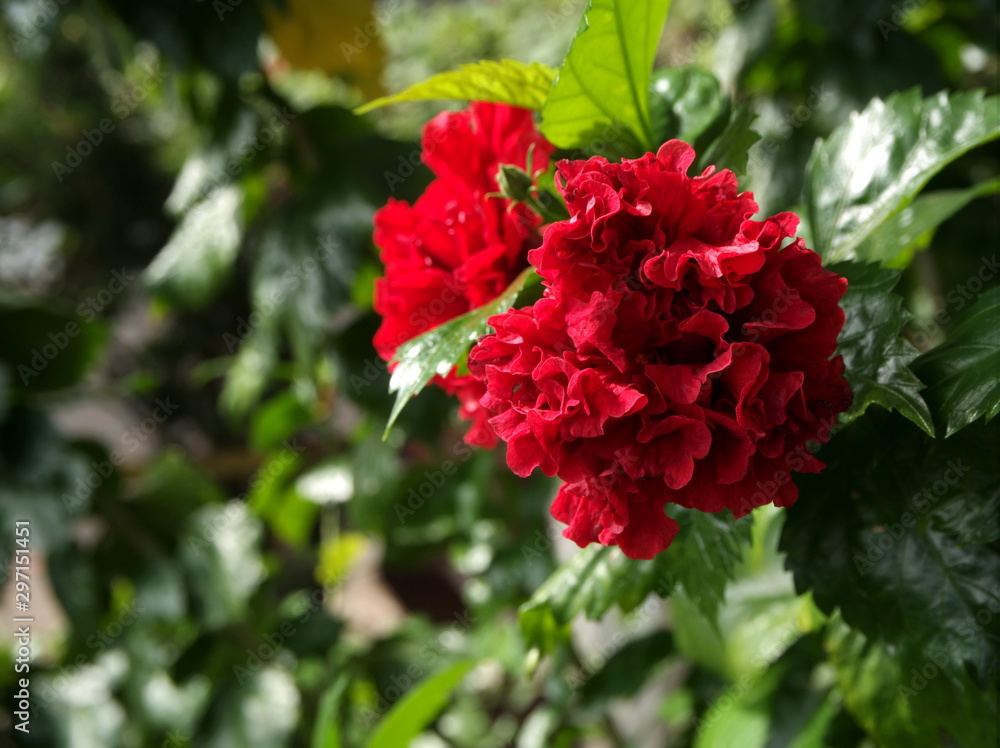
145,185,243,309
912,285,1000,436
806,88,1000,262
384,267,539,438
858,177,1000,268
355,59,556,114
833,261,935,435
540,0,672,154
366,660,473,748
693,664,782,748
312,674,349,748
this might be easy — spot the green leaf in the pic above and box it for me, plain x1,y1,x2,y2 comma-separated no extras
671,508,819,682
693,663,782,748
805,88,1000,262
312,674,349,748
669,510,752,623
540,0,672,154
384,267,538,438
247,445,318,548
648,67,725,146
857,177,1000,268
579,631,674,707
833,261,935,435
827,617,998,748
220,324,279,420
201,667,300,748
0,297,107,392
145,185,243,309
912,286,1000,437
780,411,1000,686
520,508,749,653
250,390,314,450
0,406,92,557
694,100,761,176
355,59,556,114
365,660,473,748
520,545,672,653
180,501,265,630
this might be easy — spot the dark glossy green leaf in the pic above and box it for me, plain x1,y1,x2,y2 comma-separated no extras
0,364,8,422
648,67,725,146
827,618,998,748
355,59,555,114
0,406,91,557
857,177,1000,268
145,185,243,309
806,88,1000,262
833,261,934,435
384,267,538,438
0,297,107,392
695,101,760,176
912,286,1000,437
780,411,1000,686
540,0,672,154
366,660,473,748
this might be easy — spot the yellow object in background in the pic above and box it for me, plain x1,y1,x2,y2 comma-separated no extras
264,0,387,97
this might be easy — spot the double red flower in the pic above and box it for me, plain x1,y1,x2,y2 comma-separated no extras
468,141,851,559
373,103,851,559
372,102,553,446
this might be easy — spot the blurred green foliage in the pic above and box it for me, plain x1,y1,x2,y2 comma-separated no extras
0,0,996,747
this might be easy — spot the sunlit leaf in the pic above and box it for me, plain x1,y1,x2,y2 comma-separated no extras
356,59,556,114
806,88,1000,262
384,267,539,438
857,177,1000,268
540,0,672,154
145,185,243,309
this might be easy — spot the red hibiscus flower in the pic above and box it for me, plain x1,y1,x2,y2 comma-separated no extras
468,140,852,558
373,101,553,447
